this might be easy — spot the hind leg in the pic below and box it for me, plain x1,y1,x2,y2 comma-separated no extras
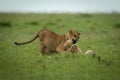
40,42,51,54
40,45,45,54
39,40,46,54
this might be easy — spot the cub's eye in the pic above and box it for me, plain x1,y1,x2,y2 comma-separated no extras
74,34,76,37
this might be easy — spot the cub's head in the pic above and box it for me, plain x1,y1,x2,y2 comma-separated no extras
66,30,80,44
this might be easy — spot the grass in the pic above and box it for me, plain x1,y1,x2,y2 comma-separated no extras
0,13,120,80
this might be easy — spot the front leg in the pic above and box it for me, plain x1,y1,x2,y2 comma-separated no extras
56,40,72,53
56,43,64,53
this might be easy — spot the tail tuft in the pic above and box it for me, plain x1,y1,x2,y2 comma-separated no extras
14,42,19,45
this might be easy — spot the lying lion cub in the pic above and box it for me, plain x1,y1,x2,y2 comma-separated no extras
58,36,101,61
57,39,83,54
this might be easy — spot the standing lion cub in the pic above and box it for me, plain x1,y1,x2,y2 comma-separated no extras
15,29,81,54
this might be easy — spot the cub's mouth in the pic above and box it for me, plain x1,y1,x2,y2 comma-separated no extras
72,39,77,44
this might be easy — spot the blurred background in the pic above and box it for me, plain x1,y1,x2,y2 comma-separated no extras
0,0,120,80
0,0,120,13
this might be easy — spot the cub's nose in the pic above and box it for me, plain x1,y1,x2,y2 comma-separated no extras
72,39,77,44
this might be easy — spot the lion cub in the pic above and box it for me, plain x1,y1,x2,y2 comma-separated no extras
57,39,83,54
15,29,80,54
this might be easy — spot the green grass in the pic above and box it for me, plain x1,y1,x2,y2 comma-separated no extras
0,13,120,80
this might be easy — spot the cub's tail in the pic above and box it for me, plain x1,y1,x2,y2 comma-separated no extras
14,32,39,45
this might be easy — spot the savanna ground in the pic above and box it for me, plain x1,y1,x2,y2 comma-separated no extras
0,13,120,80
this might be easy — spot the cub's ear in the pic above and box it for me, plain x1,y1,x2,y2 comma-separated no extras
69,30,73,34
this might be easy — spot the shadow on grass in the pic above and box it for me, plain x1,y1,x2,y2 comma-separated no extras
25,21,39,26
113,23,120,29
0,21,12,27
76,14,93,18
81,14,92,17
46,21,56,26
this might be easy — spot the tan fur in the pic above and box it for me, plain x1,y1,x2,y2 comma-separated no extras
68,44,83,54
56,39,73,53
57,39,83,54
14,29,80,54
